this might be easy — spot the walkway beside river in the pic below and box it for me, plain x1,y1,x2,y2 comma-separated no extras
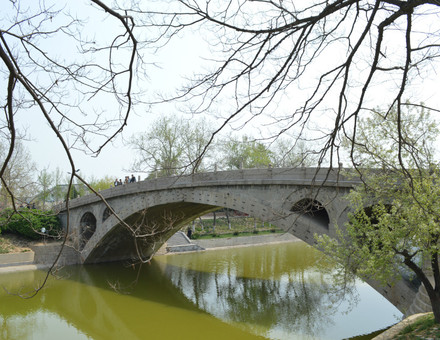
163,231,299,254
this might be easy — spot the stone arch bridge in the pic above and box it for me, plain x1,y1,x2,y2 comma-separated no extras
57,167,417,314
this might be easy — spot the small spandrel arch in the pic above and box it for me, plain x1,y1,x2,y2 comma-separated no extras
102,207,113,222
291,198,330,229
80,212,97,250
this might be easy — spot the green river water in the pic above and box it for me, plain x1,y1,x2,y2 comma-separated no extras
0,242,402,340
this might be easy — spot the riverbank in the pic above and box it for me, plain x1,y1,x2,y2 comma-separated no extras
0,232,300,273
371,312,438,339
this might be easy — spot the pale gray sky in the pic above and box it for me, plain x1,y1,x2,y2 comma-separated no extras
5,0,440,182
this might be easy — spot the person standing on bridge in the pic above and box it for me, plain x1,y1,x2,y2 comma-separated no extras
130,174,136,183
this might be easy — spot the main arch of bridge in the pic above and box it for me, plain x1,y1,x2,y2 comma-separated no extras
58,168,417,314
59,168,354,264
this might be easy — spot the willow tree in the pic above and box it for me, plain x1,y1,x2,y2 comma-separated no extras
317,106,440,321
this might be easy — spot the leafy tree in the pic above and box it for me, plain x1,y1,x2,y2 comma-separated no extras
88,175,115,192
181,118,215,173
51,167,67,204
0,208,61,240
35,167,71,207
0,140,37,209
317,107,440,321
221,135,273,170
37,168,53,209
130,116,214,177
345,105,438,169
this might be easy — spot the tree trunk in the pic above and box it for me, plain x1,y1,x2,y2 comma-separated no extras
213,211,216,233
425,286,440,323
431,295,440,323
225,209,231,230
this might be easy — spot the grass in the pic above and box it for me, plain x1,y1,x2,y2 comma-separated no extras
185,215,283,239
394,313,440,339
192,229,283,239
0,237,14,254
0,234,33,254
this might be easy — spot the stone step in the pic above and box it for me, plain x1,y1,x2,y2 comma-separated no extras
167,231,191,247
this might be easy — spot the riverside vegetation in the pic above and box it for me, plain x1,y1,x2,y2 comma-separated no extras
393,313,440,339
0,208,60,253
186,213,283,239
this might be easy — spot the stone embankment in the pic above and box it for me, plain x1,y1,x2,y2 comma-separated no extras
0,241,80,273
0,232,299,271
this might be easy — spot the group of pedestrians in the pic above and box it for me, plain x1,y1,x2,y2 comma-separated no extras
114,174,137,187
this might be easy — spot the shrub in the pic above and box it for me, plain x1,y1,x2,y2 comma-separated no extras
0,209,61,240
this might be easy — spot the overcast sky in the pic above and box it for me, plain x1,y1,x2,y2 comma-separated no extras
4,0,440,183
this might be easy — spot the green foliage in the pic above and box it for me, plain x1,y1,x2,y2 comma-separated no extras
37,168,53,207
88,175,114,192
0,209,61,240
398,314,440,338
346,105,438,169
0,238,12,254
187,215,283,240
130,116,215,177
222,135,273,169
319,169,440,285
317,105,440,321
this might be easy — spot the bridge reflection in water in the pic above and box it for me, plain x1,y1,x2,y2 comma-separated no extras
0,242,401,339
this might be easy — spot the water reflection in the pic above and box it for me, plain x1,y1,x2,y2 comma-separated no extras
155,243,400,339
0,242,401,339
155,243,347,338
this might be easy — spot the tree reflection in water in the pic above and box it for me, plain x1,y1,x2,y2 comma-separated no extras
156,242,359,338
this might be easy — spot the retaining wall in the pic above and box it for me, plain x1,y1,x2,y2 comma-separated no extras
0,251,34,267
30,242,81,266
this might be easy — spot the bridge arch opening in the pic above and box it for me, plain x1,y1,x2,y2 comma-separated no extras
290,198,330,229
80,212,97,250
102,207,113,222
